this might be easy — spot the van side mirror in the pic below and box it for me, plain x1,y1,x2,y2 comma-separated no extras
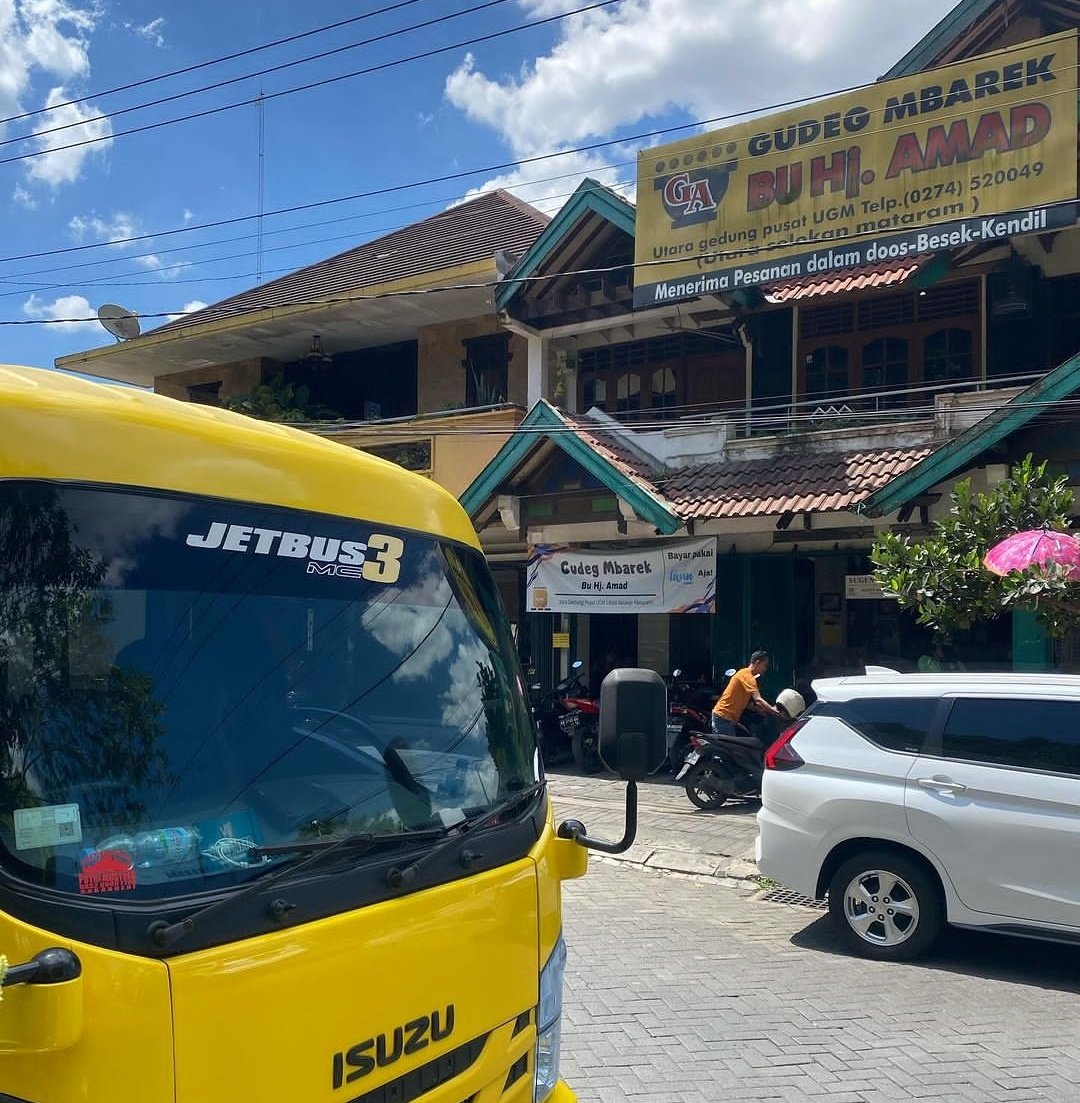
557,668,667,855
598,668,668,780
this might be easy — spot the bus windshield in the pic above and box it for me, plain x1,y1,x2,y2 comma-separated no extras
0,481,538,900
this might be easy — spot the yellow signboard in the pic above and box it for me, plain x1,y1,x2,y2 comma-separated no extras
552,632,571,649
634,31,1078,307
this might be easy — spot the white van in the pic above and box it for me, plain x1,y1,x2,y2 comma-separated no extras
757,672,1080,960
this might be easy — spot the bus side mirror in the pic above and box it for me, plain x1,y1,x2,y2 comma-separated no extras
557,669,666,855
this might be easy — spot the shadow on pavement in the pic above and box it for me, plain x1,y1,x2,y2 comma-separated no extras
788,913,1080,993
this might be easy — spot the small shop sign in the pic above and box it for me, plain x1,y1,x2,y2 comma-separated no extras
845,574,893,600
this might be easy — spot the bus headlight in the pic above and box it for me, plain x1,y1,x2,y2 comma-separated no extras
534,935,567,1102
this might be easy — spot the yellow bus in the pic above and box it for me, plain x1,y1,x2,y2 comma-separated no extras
0,365,664,1103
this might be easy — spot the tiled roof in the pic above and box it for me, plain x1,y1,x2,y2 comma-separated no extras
659,447,933,520
563,414,661,490
557,412,932,521
763,258,927,303
154,190,549,333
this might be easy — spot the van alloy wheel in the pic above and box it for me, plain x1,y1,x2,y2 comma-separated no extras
842,870,920,948
827,850,944,961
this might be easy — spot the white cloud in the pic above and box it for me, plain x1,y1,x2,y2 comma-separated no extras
22,292,99,332
0,2,111,197
129,16,165,47
166,300,208,322
182,208,194,222
68,210,188,279
69,210,137,243
23,86,112,187
12,183,37,208
445,0,955,200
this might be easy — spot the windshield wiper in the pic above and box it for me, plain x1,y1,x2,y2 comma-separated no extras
247,827,444,859
386,781,546,890
147,827,444,950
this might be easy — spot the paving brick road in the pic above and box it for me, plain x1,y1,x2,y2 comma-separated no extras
547,767,760,879
560,860,1080,1103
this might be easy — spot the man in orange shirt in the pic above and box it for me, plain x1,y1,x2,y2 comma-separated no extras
711,650,784,736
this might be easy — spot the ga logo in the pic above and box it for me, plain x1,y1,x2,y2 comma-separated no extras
656,155,738,228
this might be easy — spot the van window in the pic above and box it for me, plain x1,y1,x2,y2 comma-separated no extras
941,698,1080,774
826,697,937,753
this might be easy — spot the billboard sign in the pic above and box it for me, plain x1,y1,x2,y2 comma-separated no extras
526,538,716,614
634,31,1078,307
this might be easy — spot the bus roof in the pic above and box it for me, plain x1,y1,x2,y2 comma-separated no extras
0,365,479,548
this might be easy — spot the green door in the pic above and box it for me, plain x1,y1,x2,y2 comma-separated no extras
711,556,795,700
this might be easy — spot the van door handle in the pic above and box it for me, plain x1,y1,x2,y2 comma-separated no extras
917,777,967,795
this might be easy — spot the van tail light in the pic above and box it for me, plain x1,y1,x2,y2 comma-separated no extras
764,719,808,771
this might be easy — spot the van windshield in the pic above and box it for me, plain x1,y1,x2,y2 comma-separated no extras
0,482,537,900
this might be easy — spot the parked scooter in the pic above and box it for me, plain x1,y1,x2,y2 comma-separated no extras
662,668,717,776
529,659,601,772
676,687,807,810
528,659,584,765
664,668,737,776
560,667,602,775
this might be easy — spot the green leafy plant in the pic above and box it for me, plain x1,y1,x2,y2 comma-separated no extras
871,454,1080,638
224,372,339,423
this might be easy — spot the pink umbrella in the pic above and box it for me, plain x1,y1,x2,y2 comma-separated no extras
983,529,1080,580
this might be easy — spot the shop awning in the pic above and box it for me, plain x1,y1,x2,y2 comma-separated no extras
762,258,929,304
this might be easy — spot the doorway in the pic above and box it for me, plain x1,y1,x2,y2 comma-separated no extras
588,614,638,692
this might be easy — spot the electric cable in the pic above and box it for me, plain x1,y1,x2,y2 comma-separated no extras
4,55,1072,266
0,0,516,152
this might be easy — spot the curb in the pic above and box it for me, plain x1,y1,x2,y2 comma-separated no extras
592,847,760,884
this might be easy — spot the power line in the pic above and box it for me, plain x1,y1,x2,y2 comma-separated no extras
0,0,625,174
1,0,515,153
0,162,635,286
2,61,1073,268
9,193,1077,327
0,0,433,128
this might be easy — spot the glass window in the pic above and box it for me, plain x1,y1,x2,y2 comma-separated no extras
0,483,537,901
651,367,677,413
582,376,607,411
616,372,641,413
862,338,909,405
463,333,511,406
923,327,974,384
941,698,1080,774
806,346,849,399
826,697,937,753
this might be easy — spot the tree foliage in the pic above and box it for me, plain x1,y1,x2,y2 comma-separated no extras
871,455,1080,638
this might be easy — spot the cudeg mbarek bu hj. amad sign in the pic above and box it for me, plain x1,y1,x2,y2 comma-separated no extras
526,538,716,614
633,30,1079,307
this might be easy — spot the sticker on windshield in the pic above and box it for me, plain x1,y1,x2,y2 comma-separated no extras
78,849,137,895
184,523,404,584
13,804,83,851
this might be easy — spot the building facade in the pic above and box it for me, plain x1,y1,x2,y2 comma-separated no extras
465,0,1080,698
57,191,552,497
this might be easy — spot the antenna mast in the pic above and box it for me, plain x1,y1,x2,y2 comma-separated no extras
256,85,265,284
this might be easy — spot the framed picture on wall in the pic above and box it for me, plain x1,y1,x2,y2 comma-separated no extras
819,592,842,613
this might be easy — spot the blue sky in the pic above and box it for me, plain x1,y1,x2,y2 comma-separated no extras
0,0,957,372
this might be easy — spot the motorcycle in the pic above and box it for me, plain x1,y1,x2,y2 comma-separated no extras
560,672,602,775
676,687,807,810
663,668,734,777
529,659,601,772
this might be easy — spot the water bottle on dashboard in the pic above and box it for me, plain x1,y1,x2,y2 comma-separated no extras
90,827,200,868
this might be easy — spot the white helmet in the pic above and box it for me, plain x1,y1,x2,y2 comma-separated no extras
775,688,806,719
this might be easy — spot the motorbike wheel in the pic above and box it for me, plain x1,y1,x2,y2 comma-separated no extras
685,764,733,810
572,728,604,775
